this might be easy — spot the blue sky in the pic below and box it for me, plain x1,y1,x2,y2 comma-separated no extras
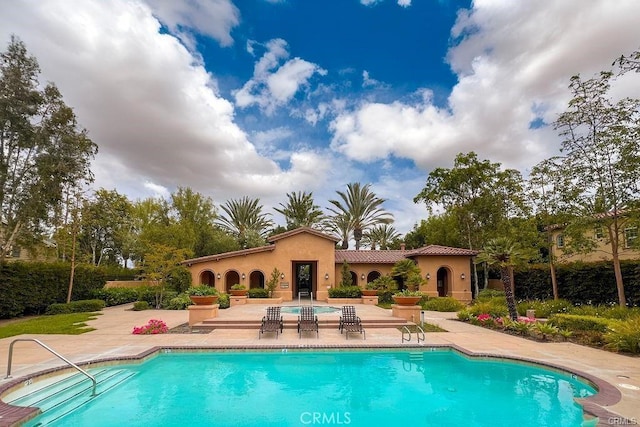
1,0,640,235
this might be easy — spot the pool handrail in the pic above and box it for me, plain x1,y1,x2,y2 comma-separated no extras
401,326,411,343
416,325,425,343
5,338,97,396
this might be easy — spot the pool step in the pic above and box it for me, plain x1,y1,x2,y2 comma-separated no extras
7,369,136,426
408,352,424,361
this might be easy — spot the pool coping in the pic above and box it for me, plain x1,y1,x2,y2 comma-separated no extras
0,344,622,427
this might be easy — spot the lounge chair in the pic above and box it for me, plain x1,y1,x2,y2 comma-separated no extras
259,306,283,339
297,306,319,338
339,305,365,340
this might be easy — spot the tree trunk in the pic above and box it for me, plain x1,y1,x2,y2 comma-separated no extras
549,260,558,300
354,227,362,250
608,222,627,307
501,267,518,320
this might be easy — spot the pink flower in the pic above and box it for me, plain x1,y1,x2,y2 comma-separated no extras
477,314,492,322
132,319,168,335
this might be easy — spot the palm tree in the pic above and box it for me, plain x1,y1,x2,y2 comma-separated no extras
328,183,393,250
217,196,274,248
363,224,401,249
274,191,325,230
322,213,351,249
476,237,527,320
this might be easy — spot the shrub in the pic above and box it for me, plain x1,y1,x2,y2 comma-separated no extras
248,288,269,298
477,289,505,301
328,286,362,298
166,266,192,293
186,285,218,296
217,293,230,309
132,319,168,335
548,314,614,332
468,298,508,318
533,322,559,340
45,299,105,315
457,309,472,321
132,301,150,311
422,297,465,312
91,287,140,306
604,317,640,354
517,299,573,318
165,294,192,310
377,289,394,304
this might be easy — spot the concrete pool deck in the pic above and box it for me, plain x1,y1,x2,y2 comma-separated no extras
0,302,638,426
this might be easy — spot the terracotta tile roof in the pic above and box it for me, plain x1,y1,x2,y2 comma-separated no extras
335,250,408,264
268,226,341,243
405,245,479,257
183,245,275,264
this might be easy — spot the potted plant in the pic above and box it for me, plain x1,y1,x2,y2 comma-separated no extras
392,289,423,306
187,285,219,305
230,283,248,296
362,282,379,296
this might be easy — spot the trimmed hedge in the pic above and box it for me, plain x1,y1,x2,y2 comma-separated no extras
0,262,107,318
422,297,465,312
248,288,269,298
548,314,614,333
45,299,105,315
514,260,640,306
328,286,362,298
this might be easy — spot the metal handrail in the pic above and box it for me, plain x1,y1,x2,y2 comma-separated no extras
416,325,425,343
5,338,97,396
401,326,411,343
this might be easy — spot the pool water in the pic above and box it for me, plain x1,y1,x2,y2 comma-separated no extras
25,350,595,427
280,306,340,314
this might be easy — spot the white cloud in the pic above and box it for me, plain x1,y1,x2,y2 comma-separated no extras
360,0,411,7
397,0,411,7
234,39,327,115
330,0,640,174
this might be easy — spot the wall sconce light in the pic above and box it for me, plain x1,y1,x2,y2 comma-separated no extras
281,273,285,279
361,274,365,280
216,273,221,280
241,273,246,280
460,273,466,280
325,273,329,280
426,273,430,280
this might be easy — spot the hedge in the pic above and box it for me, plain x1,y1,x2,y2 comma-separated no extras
0,262,107,318
45,299,105,315
514,260,640,306
548,314,615,333
328,286,362,298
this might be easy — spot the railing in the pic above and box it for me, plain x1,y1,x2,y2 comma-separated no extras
401,326,411,343
5,338,97,396
416,325,425,343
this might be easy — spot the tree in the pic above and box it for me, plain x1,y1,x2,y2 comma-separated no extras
0,36,98,261
403,214,463,249
414,152,529,295
328,183,393,250
362,224,401,250
551,70,640,307
140,244,190,309
217,196,274,249
323,212,351,249
274,191,325,230
476,238,528,320
339,260,353,287
390,259,422,290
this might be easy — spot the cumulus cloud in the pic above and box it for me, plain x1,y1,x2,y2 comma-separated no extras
234,39,327,115
360,0,411,7
331,0,640,174
0,0,330,204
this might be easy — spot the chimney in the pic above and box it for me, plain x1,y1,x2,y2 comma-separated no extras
400,243,406,251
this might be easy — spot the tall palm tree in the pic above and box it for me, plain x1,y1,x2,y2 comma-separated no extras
274,191,325,230
217,196,273,248
363,224,401,249
476,237,527,320
328,183,393,250
322,213,351,249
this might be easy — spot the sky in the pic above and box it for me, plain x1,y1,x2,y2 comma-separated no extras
1,0,640,236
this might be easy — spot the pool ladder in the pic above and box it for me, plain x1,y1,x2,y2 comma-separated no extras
401,326,425,343
5,338,97,396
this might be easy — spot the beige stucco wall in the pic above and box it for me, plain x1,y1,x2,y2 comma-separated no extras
550,230,640,263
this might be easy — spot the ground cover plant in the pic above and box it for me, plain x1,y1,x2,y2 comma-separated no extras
0,313,100,339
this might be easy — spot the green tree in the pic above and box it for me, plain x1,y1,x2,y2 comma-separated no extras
390,259,422,290
362,224,401,250
323,212,351,249
339,260,353,287
274,191,325,230
551,69,640,307
217,196,274,249
140,244,191,309
0,36,98,260
476,238,528,320
414,152,529,295
328,182,393,250
403,214,463,249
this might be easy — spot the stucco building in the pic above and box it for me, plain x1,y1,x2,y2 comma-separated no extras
184,227,477,303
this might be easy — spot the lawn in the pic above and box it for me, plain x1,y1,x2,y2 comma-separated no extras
0,312,101,339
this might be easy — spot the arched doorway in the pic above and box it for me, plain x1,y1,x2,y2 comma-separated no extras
437,267,449,297
225,270,240,292
366,271,381,284
249,270,265,288
199,270,215,287
350,271,358,287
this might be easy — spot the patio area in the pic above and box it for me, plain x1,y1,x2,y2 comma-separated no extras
1,302,638,425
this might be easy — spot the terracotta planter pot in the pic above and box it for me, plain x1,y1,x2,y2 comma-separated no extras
189,295,219,305
230,290,248,296
361,290,379,296
392,296,421,306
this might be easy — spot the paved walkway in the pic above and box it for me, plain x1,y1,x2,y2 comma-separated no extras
1,303,638,425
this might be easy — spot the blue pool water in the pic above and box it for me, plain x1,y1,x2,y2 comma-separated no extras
280,306,341,314
24,349,595,427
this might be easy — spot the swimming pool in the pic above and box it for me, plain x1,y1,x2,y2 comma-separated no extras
18,349,595,427
279,306,341,314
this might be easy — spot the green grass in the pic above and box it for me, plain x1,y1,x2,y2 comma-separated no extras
0,312,101,339
399,323,446,333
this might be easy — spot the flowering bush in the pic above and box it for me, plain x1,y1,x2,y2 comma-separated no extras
476,313,492,322
132,319,168,335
